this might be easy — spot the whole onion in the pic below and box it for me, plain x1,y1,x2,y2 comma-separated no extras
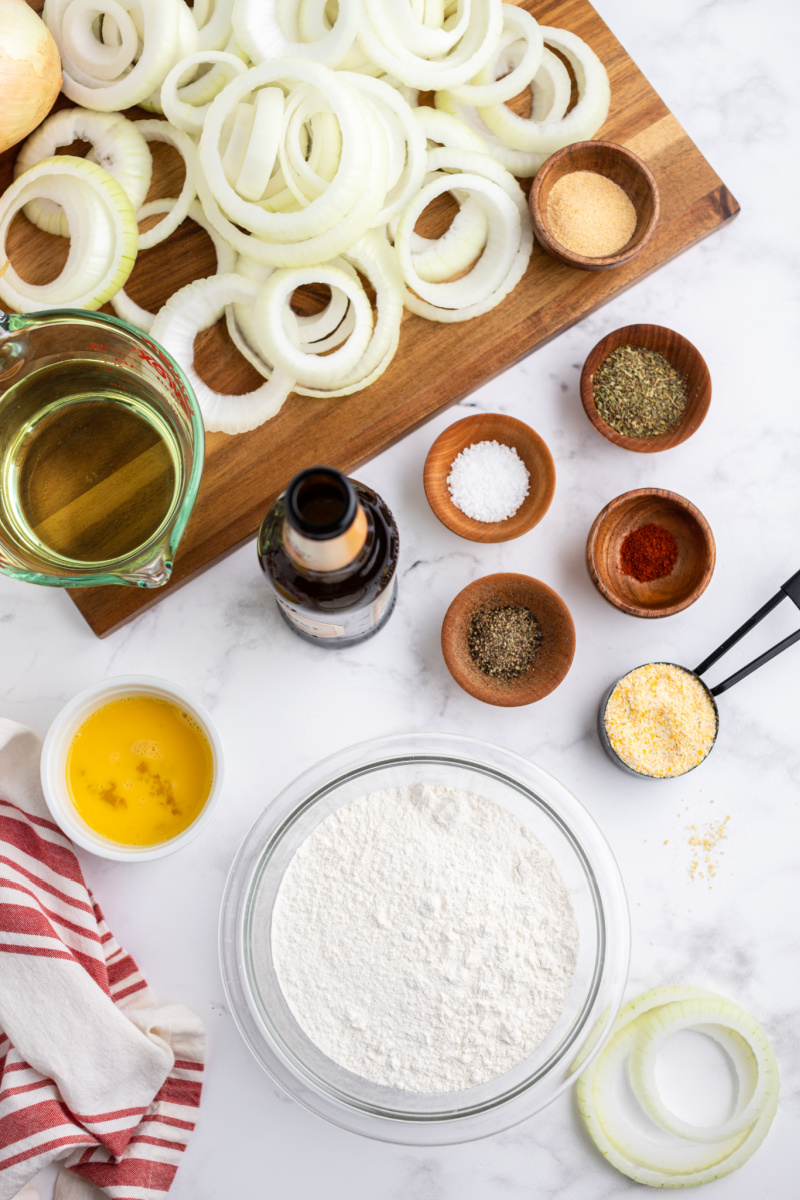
0,0,62,154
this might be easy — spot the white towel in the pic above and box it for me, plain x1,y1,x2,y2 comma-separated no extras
0,720,205,1200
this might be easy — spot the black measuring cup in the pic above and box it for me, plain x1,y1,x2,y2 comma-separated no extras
599,568,800,778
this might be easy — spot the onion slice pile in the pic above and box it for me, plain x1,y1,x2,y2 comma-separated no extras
198,58,388,267
576,986,780,1187
5,0,612,432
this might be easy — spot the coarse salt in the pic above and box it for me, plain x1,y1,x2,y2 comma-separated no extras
447,439,530,522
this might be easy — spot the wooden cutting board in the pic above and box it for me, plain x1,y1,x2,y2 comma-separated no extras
3,0,739,636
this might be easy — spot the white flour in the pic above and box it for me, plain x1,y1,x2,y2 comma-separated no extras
271,784,579,1093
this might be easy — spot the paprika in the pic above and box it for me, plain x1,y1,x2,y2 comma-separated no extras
620,523,678,582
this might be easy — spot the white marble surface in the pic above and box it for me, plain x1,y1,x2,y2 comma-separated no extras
3,0,800,1195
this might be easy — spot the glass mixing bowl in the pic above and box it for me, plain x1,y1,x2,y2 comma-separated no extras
219,733,630,1144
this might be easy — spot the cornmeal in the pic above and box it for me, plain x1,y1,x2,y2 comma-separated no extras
604,663,717,778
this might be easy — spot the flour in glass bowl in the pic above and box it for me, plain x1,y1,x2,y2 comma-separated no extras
270,783,579,1093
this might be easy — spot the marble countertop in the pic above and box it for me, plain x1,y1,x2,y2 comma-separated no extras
3,0,799,1196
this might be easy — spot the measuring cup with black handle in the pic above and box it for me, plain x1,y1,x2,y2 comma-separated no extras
599,568,800,777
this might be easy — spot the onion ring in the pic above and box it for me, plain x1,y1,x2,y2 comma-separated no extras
150,272,296,434
0,155,137,312
478,25,610,155
111,198,236,332
252,263,374,386
14,107,152,237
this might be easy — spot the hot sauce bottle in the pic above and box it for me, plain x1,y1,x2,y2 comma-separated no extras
257,466,399,646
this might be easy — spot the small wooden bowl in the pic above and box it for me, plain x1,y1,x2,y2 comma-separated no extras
441,574,576,706
529,141,660,271
580,324,712,453
586,488,715,618
423,414,555,542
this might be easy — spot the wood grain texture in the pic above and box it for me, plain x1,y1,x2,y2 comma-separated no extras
441,573,575,706
579,323,712,451
423,413,555,542
3,0,740,635
529,139,660,270
585,487,716,618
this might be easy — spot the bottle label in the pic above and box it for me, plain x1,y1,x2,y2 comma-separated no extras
276,574,396,642
276,596,346,638
369,579,394,628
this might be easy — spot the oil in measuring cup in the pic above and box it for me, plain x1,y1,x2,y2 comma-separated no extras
0,358,182,568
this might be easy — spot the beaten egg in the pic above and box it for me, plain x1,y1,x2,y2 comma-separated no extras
66,695,214,846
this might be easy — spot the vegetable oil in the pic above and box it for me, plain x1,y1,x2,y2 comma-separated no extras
0,358,181,566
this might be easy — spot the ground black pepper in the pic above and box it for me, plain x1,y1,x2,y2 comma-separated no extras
467,605,542,680
594,345,689,437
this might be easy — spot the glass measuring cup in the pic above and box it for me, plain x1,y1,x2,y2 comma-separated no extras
0,306,204,588
599,568,800,778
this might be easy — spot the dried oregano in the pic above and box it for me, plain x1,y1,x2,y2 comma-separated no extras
593,345,689,437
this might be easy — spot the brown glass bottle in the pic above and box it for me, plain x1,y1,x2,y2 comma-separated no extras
257,466,399,646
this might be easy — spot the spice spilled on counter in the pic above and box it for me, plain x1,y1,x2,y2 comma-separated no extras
447,440,530,522
546,170,637,257
594,345,689,437
468,605,542,679
689,815,730,882
620,523,679,582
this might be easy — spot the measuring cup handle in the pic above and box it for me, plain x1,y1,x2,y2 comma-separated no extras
696,567,800,694
695,591,784,676
710,627,800,696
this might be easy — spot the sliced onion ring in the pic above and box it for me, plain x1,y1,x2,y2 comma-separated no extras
576,986,780,1188
199,59,372,244
197,80,388,268
630,997,780,1145
252,263,374,387
477,25,610,155
232,0,362,67
161,50,249,135
297,230,405,396
111,198,236,333
134,120,198,250
0,155,137,313
47,0,182,112
448,4,544,107
150,272,295,434
394,171,520,309
14,107,152,237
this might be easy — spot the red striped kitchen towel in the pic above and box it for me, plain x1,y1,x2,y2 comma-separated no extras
0,720,205,1200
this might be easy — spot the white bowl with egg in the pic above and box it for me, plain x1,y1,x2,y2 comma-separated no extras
40,674,224,861
219,732,629,1144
